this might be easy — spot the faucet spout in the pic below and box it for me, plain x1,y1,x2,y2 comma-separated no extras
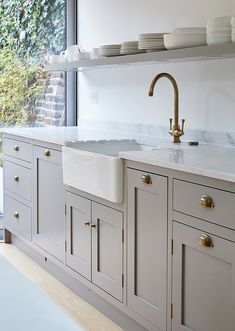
148,72,185,144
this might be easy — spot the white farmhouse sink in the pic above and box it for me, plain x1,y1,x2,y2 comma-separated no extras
62,139,158,203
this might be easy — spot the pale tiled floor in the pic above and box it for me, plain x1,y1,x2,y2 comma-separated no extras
0,243,123,331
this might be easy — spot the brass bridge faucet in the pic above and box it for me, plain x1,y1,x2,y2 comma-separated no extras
148,72,185,144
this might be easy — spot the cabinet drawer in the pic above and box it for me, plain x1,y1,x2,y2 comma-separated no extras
4,161,32,201
4,194,31,240
4,138,32,162
173,179,235,230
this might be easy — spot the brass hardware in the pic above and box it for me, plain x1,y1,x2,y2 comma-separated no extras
171,303,173,319
84,222,96,229
122,274,124,288
199,195,214,208
65,241,67,252
171,239,174,255
141,174,152,184
198,234,214,248
148,72,185,144
14,176,19,182
44,149,50,157
122,229,124,243
14,212,20,219
14,145,19,151
64,204,67,215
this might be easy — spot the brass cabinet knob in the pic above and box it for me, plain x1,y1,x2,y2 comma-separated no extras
84,222,96,229
44,150,51,157
198,234,214,248
141,174,152,184
14,212,20,219
199,195,214,208
14,176,19,182
14,145,19,151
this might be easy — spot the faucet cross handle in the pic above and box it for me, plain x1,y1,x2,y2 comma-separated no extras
181,119,185,134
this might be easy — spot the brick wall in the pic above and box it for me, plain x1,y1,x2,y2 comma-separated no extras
34,72,66,127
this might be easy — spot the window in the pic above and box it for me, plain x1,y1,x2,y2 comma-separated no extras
0,0,77,238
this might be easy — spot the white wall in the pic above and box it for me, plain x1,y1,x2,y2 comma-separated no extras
78,0,235,133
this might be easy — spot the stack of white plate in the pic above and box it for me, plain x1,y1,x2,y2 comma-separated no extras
99,44,121,57
138,33,165,52
232,17,235,42
207,16,232,45
164,27,207,50
120,41,145,55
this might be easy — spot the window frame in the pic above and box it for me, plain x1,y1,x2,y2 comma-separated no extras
65,0,78,126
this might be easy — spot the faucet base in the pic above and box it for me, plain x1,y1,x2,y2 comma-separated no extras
173,136,181,144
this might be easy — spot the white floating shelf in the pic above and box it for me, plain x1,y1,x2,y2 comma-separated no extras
44,43,235,72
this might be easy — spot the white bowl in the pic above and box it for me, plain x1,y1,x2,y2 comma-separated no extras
207,34,231,45
207,30,231,36
172,27,206,34
207,16,232,27
207,26,231,33
164,33,206,49
49,54,66,64
232,17,235,27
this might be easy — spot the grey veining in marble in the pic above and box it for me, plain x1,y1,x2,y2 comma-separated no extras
78,119,235,147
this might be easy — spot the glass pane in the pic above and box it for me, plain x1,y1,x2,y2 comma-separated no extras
0,0,66,130
0,1,67,238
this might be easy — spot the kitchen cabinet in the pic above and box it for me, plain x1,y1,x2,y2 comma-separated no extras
65,192,92,280
33,146,65,262
4,132,235,331
65,192,123,301
3,137,33,242
127,168,168,330
172,221,235,331
92,202,123,302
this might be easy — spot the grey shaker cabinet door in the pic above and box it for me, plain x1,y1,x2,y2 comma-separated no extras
92,202,123,302
127,168,168,330
33,146,65,262
65,192,92,281
172,222,235,331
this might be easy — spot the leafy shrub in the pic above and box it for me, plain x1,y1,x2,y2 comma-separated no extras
0,0,65,61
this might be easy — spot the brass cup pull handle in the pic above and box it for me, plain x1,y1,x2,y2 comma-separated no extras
91,224,96,228
14,176,19,182
198,234,214,248
44,150,51,157
199,195,214,208
14,212,20,219
141,174,152,185
14,145,19,151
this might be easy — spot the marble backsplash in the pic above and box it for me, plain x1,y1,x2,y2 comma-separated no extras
78,119,235,147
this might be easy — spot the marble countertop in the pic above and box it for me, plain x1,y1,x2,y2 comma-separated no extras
120,143,235,183
2,126,235,183
1,126,133,145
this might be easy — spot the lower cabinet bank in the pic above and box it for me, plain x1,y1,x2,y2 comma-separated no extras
3,134,235,331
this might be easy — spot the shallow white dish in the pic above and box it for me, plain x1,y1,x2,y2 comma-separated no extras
164,33,206,49
173,27,206,34
207,16,232,27
207,35,231,45
100,44,121,49
232,17,235,26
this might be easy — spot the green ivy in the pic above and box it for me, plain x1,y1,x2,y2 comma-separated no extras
0,0,66,61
